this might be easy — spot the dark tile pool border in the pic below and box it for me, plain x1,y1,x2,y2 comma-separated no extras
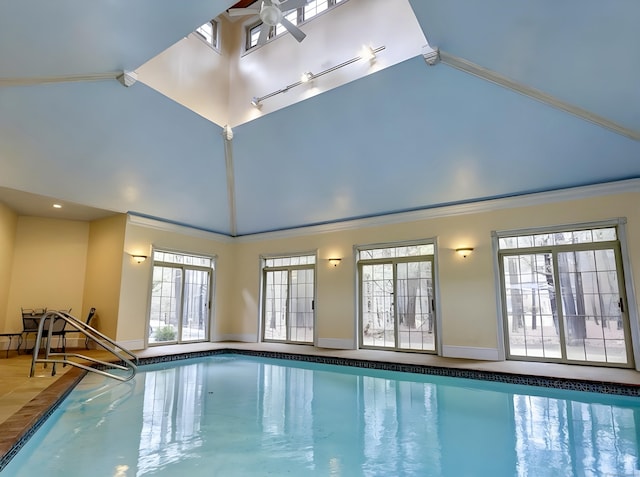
2,347,639,472
139,348,640,397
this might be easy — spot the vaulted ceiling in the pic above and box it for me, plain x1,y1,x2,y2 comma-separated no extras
1,0,638,236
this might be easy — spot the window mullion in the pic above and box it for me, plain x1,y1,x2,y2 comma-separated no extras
286,269,292,342
551,251,568,360
178,265,187,342
392,262,399,348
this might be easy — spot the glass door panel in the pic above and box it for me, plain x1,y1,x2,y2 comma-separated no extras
503,254,561,359
264,270,288,341
181,269,210,342
361,263,395,348
396,260,435,351
149,266,182,344
557,249,628,364
288,269,314,343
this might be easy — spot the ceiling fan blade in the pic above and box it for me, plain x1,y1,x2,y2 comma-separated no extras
257,23,270,45
279,0,309,11
228,7,260,16
280,16,306,43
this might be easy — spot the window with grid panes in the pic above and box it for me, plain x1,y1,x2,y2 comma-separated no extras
195,19,219,49
149,250,214,346
262,254,316,344
358,241,437,353
496,223,633,367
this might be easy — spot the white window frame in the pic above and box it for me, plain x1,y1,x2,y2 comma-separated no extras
355,238,441,354
146,248,216,347
195,18,220,51
242,0,347,53
258,251,318,345
492,218,640,369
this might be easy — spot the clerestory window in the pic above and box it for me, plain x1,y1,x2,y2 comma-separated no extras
246,0,345,50
195,19,219,50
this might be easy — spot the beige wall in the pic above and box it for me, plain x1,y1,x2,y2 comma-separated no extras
0,202,18,330
231,192,640,353
1,189,638,358
137,19,232,127
117,218,234,345
82,214,127,339
5,217,89,332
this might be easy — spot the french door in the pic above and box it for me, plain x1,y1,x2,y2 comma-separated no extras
262,266,315,343
501,245,631,366
149,263,211,345
359,258,435,352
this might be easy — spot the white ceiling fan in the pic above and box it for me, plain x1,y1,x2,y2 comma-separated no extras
228,0,309,45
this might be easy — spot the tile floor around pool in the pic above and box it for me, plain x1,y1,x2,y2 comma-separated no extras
1,341,640,466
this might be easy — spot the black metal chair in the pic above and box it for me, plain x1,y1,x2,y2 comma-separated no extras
20,307,47,354
48,309,72,353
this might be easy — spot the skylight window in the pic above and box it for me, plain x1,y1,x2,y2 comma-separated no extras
196,19,219,49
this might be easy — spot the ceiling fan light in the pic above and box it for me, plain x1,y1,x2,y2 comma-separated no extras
261,5,282,26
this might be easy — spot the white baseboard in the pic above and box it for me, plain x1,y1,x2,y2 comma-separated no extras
316,338,356,350
442,345,500,361
212,333,257,343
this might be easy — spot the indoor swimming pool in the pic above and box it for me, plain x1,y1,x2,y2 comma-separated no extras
2,354,640,476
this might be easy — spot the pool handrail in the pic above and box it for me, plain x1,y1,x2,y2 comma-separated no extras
29,310,138,382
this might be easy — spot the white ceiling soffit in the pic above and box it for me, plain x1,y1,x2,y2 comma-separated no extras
0,186,117,222
0,80,231,234
0,0,237,79
231,56,640,235
408,0,640,134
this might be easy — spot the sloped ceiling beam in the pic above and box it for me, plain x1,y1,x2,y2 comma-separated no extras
438,50,640,141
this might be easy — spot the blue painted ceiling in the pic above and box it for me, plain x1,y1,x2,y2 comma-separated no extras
0,0,638,236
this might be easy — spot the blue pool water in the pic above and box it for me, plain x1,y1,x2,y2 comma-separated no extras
3,355,640,476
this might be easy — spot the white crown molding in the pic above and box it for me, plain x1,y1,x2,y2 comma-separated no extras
127,214,234,243
0,72,119,87
127,179,639,243
236,179,640,242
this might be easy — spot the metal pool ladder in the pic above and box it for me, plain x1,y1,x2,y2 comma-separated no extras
29,310,138,382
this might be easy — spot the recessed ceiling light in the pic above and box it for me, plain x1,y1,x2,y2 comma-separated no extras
53,203,62,209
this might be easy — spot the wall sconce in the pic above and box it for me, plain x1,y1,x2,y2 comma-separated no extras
131,255,148,264
328,258,342,267
455,248,474,258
